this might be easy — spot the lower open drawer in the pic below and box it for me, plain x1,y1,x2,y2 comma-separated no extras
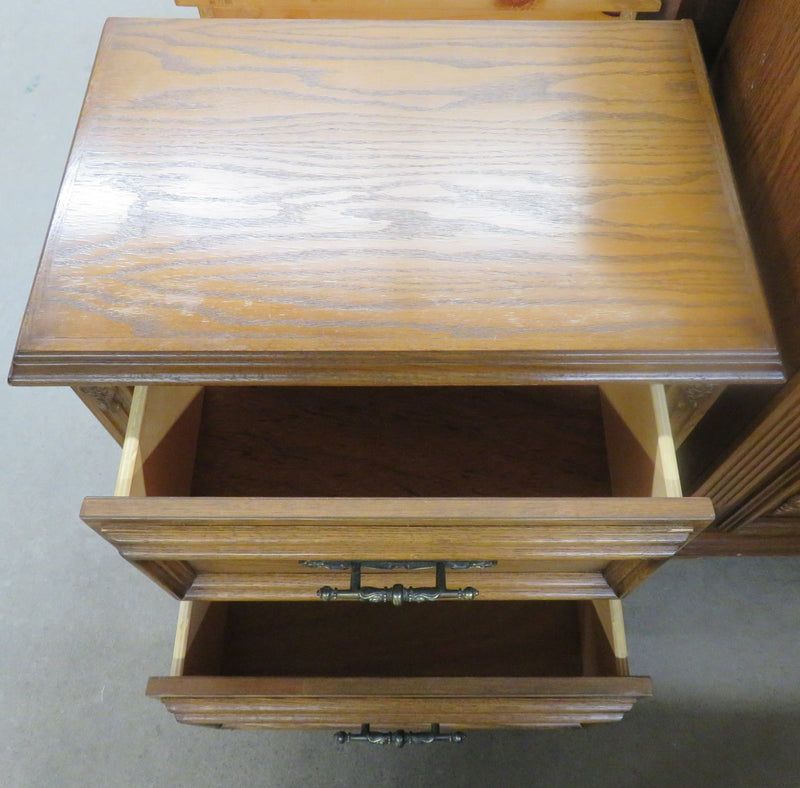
147,598,652,731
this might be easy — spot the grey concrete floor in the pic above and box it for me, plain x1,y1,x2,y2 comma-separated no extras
2,3,799,786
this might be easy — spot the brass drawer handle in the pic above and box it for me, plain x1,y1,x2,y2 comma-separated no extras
306,560,494,606
336,724,464,746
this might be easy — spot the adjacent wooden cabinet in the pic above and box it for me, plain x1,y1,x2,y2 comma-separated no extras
10,19,781,737
673,0,800,556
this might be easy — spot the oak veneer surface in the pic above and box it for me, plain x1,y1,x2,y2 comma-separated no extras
11,19,779,385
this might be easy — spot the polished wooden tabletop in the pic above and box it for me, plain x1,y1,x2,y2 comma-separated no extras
11,19,780,385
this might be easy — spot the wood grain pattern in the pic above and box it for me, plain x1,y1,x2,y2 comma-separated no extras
10,19,779,385
176,0,660,20
773,495,800,517
82,496,712,536
710,456,800,533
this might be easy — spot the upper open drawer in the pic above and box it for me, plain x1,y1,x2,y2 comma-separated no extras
81,384,714,601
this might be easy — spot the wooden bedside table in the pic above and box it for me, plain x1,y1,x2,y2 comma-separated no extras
10,19,780,739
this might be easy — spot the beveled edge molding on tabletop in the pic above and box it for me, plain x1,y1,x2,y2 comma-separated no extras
8,349,785,387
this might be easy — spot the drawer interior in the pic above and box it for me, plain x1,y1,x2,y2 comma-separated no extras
178,600,624,679
112,382,691,502
189,386,612,498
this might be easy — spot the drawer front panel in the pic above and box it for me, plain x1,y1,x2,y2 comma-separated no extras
185,571,617,601
81,497,712,600
148,691,650,730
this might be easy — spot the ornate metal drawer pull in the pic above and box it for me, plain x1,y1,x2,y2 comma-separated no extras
306,560,494,605
335,724,464,746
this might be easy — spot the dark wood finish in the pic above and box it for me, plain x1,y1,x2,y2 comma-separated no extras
712,0,800,373
191,386,612,498
679,520,800,557
209,601,585,677
671,1,742,65
10,19,779,386
678,2,800,548
709,456,800,533
640,1,742,65
677,383,773,494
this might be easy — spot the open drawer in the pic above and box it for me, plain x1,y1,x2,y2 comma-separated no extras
146,597,652,732
81,384,714,601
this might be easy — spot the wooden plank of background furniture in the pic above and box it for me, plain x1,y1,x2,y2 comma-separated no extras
712,0,800,375
683,0,800,545
176,0,660,20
